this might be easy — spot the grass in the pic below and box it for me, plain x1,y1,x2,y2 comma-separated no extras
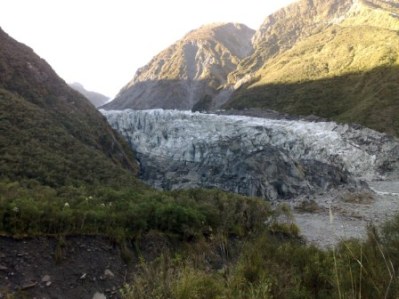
0,27,138,188
226,64,399,137
118,216,399,299
340,192,374,204
2,155,399,299
2,14,399,299
226,22,399,137
294,199,321,213
0,179,274,241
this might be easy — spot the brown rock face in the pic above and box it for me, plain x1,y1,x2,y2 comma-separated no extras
103,23,255,111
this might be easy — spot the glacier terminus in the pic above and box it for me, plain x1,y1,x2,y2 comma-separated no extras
102,109,399,200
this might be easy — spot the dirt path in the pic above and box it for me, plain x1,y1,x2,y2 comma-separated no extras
293,181,399,248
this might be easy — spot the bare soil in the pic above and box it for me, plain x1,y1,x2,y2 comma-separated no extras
0,236,132,299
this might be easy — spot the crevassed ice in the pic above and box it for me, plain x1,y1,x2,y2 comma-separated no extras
101,109,398,180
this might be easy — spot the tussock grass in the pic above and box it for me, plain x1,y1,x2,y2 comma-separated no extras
119,206,399,299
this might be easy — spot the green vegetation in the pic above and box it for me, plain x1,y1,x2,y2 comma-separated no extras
4,173,399,298
227,65,399,137
0,179,273,240
227,13,399,137
2,10,399,298
0,88,137,187
119,218,399,299
0,27,137,188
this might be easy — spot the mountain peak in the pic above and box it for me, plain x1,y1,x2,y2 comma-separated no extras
103,22,254,111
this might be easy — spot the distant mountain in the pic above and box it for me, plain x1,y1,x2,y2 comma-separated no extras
106,0,399,137
69,82,109,107
103,23,254,111
0,27,137,187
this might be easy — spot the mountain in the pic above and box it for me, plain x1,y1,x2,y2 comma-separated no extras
69,82,109,107
0,27,137,187
225,0,399,136
103,23,254,111
105,0,399,137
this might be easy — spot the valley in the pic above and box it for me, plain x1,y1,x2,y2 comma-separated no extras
2,0,399,297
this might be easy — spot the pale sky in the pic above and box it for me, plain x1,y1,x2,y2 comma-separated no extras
0,0,295,98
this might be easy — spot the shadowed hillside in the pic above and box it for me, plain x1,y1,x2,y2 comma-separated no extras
226,4,399,137
226,65,399,136
0,27,138,187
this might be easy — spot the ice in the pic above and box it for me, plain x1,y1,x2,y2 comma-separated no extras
102,109,399,181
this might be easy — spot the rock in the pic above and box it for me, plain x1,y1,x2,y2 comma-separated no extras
21,281,37,290
92,292,106,299
41,274,51,282
80,273,87,280
0,265,7,271
104,269,114,279
103,109,399,200
102,23,255,111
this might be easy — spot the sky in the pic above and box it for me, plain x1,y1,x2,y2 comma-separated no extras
0,0,296,98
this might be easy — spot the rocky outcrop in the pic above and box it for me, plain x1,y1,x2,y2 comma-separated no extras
102,23,254,111
102,109,399,200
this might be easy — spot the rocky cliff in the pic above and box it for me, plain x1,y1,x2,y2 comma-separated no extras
102,109,399,200
102,23,254,111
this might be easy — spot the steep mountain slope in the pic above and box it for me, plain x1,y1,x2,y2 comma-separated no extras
229,0,399,82
226,0,399,136
103,23,254,111
0,27,137,187
69,82,109,107
228,0,354,83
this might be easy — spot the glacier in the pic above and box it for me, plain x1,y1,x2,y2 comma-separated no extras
101,109,399,200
